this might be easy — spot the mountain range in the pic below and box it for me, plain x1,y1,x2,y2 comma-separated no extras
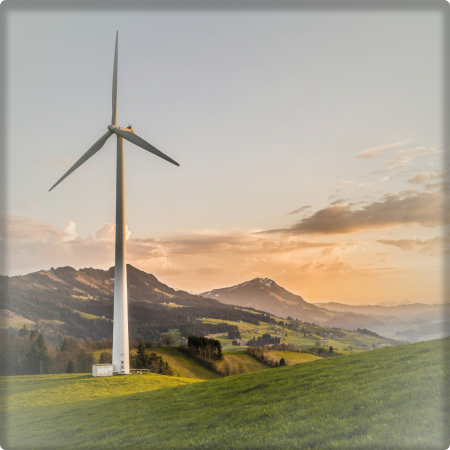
1,266,448,343
202,277,449,342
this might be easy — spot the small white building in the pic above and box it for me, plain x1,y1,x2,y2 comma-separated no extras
92,364,114,377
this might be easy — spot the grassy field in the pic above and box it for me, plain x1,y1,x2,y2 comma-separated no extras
1,373,200,412
149,347,220,380
215,349,320,374
265,350,321,365
214,350,270,374
1,337,448,449
95,346,319,378
0,309,37,330
71,309,110,321
200,317,390,353
93,347,219,380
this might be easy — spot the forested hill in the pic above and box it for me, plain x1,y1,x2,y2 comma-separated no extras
0,265,279,342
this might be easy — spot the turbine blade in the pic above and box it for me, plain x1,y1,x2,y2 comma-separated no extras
111,31,118,125
49,131,113,191
114,128,180,167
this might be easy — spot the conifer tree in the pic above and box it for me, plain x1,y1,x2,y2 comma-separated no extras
18,325,28,337
135,342,148,369
66,359,75,373
279,357,286,366
60,338,70,352
25,333,51,374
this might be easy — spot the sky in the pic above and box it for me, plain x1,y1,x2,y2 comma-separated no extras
2,5,448,305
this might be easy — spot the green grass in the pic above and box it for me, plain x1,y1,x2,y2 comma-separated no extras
0,320,37,330
200,317,387,352
0,310,37,330
93,347,220,380
2,337,447,449
223,345,248,352
266,350,321,365
71,309,103,320
215,351,270,374
168,330,182,342
154,288,175,298
1,373,200,412
150,347,221,380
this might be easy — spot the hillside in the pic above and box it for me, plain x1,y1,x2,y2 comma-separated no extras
1,266,403,347
2,337,448,449
201,317,403,352
0,265,282,342
201,277,385,329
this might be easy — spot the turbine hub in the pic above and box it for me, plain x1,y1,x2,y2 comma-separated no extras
108,125,135,134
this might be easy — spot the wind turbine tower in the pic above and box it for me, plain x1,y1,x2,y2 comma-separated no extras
50,32,179,375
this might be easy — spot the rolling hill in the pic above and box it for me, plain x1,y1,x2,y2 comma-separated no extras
2,337,447,449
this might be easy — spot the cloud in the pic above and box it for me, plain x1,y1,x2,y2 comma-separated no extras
167,233,338,256
95,223,131,241
287,205,312,215
376,234,450,255
297,257,397,278
376,239,416,251
265,188,445,235
322,247,335,257
378,176,389,182
329,199,348,206
2,215,75,242
354,141,410,159
382,147,439,170
1,216,167,275
1,215,342,278
407,171,444,185
336,180,352,185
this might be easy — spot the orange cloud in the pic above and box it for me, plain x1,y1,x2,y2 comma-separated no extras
407,171,444,185
376,234,450,255
268,188,445,235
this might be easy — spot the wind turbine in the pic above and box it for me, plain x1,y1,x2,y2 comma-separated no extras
49,31,179,375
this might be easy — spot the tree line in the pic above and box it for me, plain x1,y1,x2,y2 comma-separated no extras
246,333,281,347
246,346,287,368
0,325,111,375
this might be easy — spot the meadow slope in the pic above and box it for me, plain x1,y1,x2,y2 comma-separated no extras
1,337,448,450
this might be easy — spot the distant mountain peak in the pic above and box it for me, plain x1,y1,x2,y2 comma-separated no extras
256,277,275,288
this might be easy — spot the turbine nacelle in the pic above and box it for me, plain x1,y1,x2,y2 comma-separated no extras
108,125,135,134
